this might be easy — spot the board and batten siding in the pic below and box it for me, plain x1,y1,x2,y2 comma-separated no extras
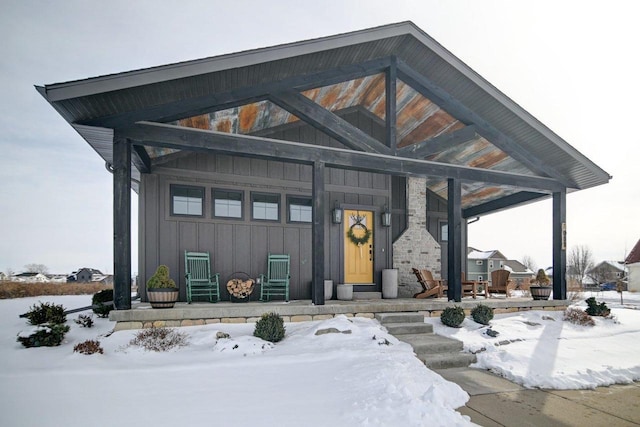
139,152,393,301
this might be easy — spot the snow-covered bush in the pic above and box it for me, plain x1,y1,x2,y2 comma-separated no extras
17,323,70,347
130,327,188,352
585,297,610,317
471,304,494,325
74,340,104,355
24,301,66,325
563,307,595,326
254,312,286,343
92,289,113,318
74,314,94,328
440,306,465,328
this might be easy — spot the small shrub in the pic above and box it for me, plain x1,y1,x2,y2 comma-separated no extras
564,307,595,326
471,304,494,325
147,265,176,289
92,289,114,318
585,297,610,317
130,327,188,352
24,301,66,325
441,306,465,328
17,323,70,348
254,312,286,343
74,314,94,328
74,340,104,355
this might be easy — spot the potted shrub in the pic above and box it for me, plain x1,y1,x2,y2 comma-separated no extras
529,268,552,300
147,265,179,308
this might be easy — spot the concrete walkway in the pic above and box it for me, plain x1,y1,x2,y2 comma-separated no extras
436,367,640,426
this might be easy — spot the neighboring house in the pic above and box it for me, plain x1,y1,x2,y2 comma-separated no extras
625,239,640,292
39,22,611,306
46,274,68,283
0,272,7,281
467,249,508,283
503,260,535,287
67,268,103,283
13,272,48,283
586,261,628,287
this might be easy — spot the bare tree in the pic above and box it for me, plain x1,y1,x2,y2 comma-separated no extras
567,245,594,288
5,267,14,278
520,255,537,273
23,263,49,274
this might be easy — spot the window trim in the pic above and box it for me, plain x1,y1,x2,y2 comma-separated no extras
287,195,313,224
212,188,244,220
170,184,205,217
251,191,281,222
476,260,483,265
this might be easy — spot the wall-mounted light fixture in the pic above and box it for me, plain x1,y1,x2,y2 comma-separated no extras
332,201,343,224
381,205,392,227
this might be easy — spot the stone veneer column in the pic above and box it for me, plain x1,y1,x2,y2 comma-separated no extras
392,177,442,298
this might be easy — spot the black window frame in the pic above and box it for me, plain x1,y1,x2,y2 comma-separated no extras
287,195,313,224
170,184,205,217
212,188,244,220
251,192,281,222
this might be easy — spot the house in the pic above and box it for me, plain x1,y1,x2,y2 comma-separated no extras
67,268,103,283
467,249,507,283
13,272,49,283
38,22,611,308
0,272,7,281
626,239,640,292
503,260,535,287
586,261,628,288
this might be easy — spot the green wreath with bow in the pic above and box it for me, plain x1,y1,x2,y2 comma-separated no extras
347,214,371,246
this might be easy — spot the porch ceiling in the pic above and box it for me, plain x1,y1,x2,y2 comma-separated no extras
37,21,611,215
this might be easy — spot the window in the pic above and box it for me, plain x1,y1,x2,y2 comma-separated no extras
171,185,204,216
213,189,243,219
288,196,312,223
478,275,483,281
476,260,483,265
252,192,280,221
440,222,448,242
489,261,494,269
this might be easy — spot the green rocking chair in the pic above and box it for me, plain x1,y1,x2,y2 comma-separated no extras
185,251,220,303
259,254,291,302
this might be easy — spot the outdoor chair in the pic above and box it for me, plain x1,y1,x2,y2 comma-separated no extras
488,269,515,298
411,268,443,299
184,251,220,303
259,254,291,302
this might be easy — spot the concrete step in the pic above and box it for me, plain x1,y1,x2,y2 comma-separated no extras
384,322,433,335
353,291,382,300
397,333,463,354
375,312,424,324
418,352,477,370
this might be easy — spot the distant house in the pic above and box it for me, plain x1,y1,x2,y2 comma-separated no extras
467,249,507,283
0,272,7,281
13,272,48,283
625,239,640,292
67,268,103,283
503,260,535,287
586,261,628,288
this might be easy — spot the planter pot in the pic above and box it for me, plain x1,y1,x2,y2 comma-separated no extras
382,269,398,299
147,288,179,308
337,284,353,301
530,286,552,300
324,280,333,300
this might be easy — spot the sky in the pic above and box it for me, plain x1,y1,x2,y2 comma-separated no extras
1,0,639,275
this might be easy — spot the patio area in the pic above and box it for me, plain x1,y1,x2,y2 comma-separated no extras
110,296,569,330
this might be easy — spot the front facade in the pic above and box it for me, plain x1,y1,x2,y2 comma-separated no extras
626,239,640,292
38,22,611,307
467,249,507,283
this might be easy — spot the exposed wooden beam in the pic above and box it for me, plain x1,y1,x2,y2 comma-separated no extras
112,135,132,310
462,191,548,218
131,145,151,173
396,60,576,188
447,179,463,302
79,57,392,129
121,121,565,192
386,56,397,153
398,125,478,158
270,90,392,155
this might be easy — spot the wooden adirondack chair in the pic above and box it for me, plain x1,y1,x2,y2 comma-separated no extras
259,254,291,301
411,268,443,299
184,251,220,303
488,269,515,298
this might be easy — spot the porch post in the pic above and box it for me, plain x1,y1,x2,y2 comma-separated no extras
447,178,462,301
552,189,567,300
312,161,325,305
113,135,132,310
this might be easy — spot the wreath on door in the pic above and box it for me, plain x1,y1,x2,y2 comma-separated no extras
347,213,371,246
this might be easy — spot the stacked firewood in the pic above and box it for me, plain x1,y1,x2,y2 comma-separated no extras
226,278,255,298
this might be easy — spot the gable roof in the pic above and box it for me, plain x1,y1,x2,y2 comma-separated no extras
626,239,640,264
37,21,610,215
468,249,507,260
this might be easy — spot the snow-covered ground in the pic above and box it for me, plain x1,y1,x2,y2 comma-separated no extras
1,291,639,426
0,295,470,427
426,291,640,389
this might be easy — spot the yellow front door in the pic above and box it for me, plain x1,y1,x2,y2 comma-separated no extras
344,210,374,283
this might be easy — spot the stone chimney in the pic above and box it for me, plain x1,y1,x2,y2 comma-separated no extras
392,177,441,297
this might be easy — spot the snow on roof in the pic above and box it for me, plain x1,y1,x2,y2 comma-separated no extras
468,250,495,259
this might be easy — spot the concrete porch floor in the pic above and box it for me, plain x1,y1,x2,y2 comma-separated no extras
110,296,569,330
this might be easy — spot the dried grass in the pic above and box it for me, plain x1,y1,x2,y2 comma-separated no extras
0,281,111,299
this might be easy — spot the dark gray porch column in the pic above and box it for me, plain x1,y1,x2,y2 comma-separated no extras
113,136,132,310
552,189,567,300
312,161,325,305
447,178,462,301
